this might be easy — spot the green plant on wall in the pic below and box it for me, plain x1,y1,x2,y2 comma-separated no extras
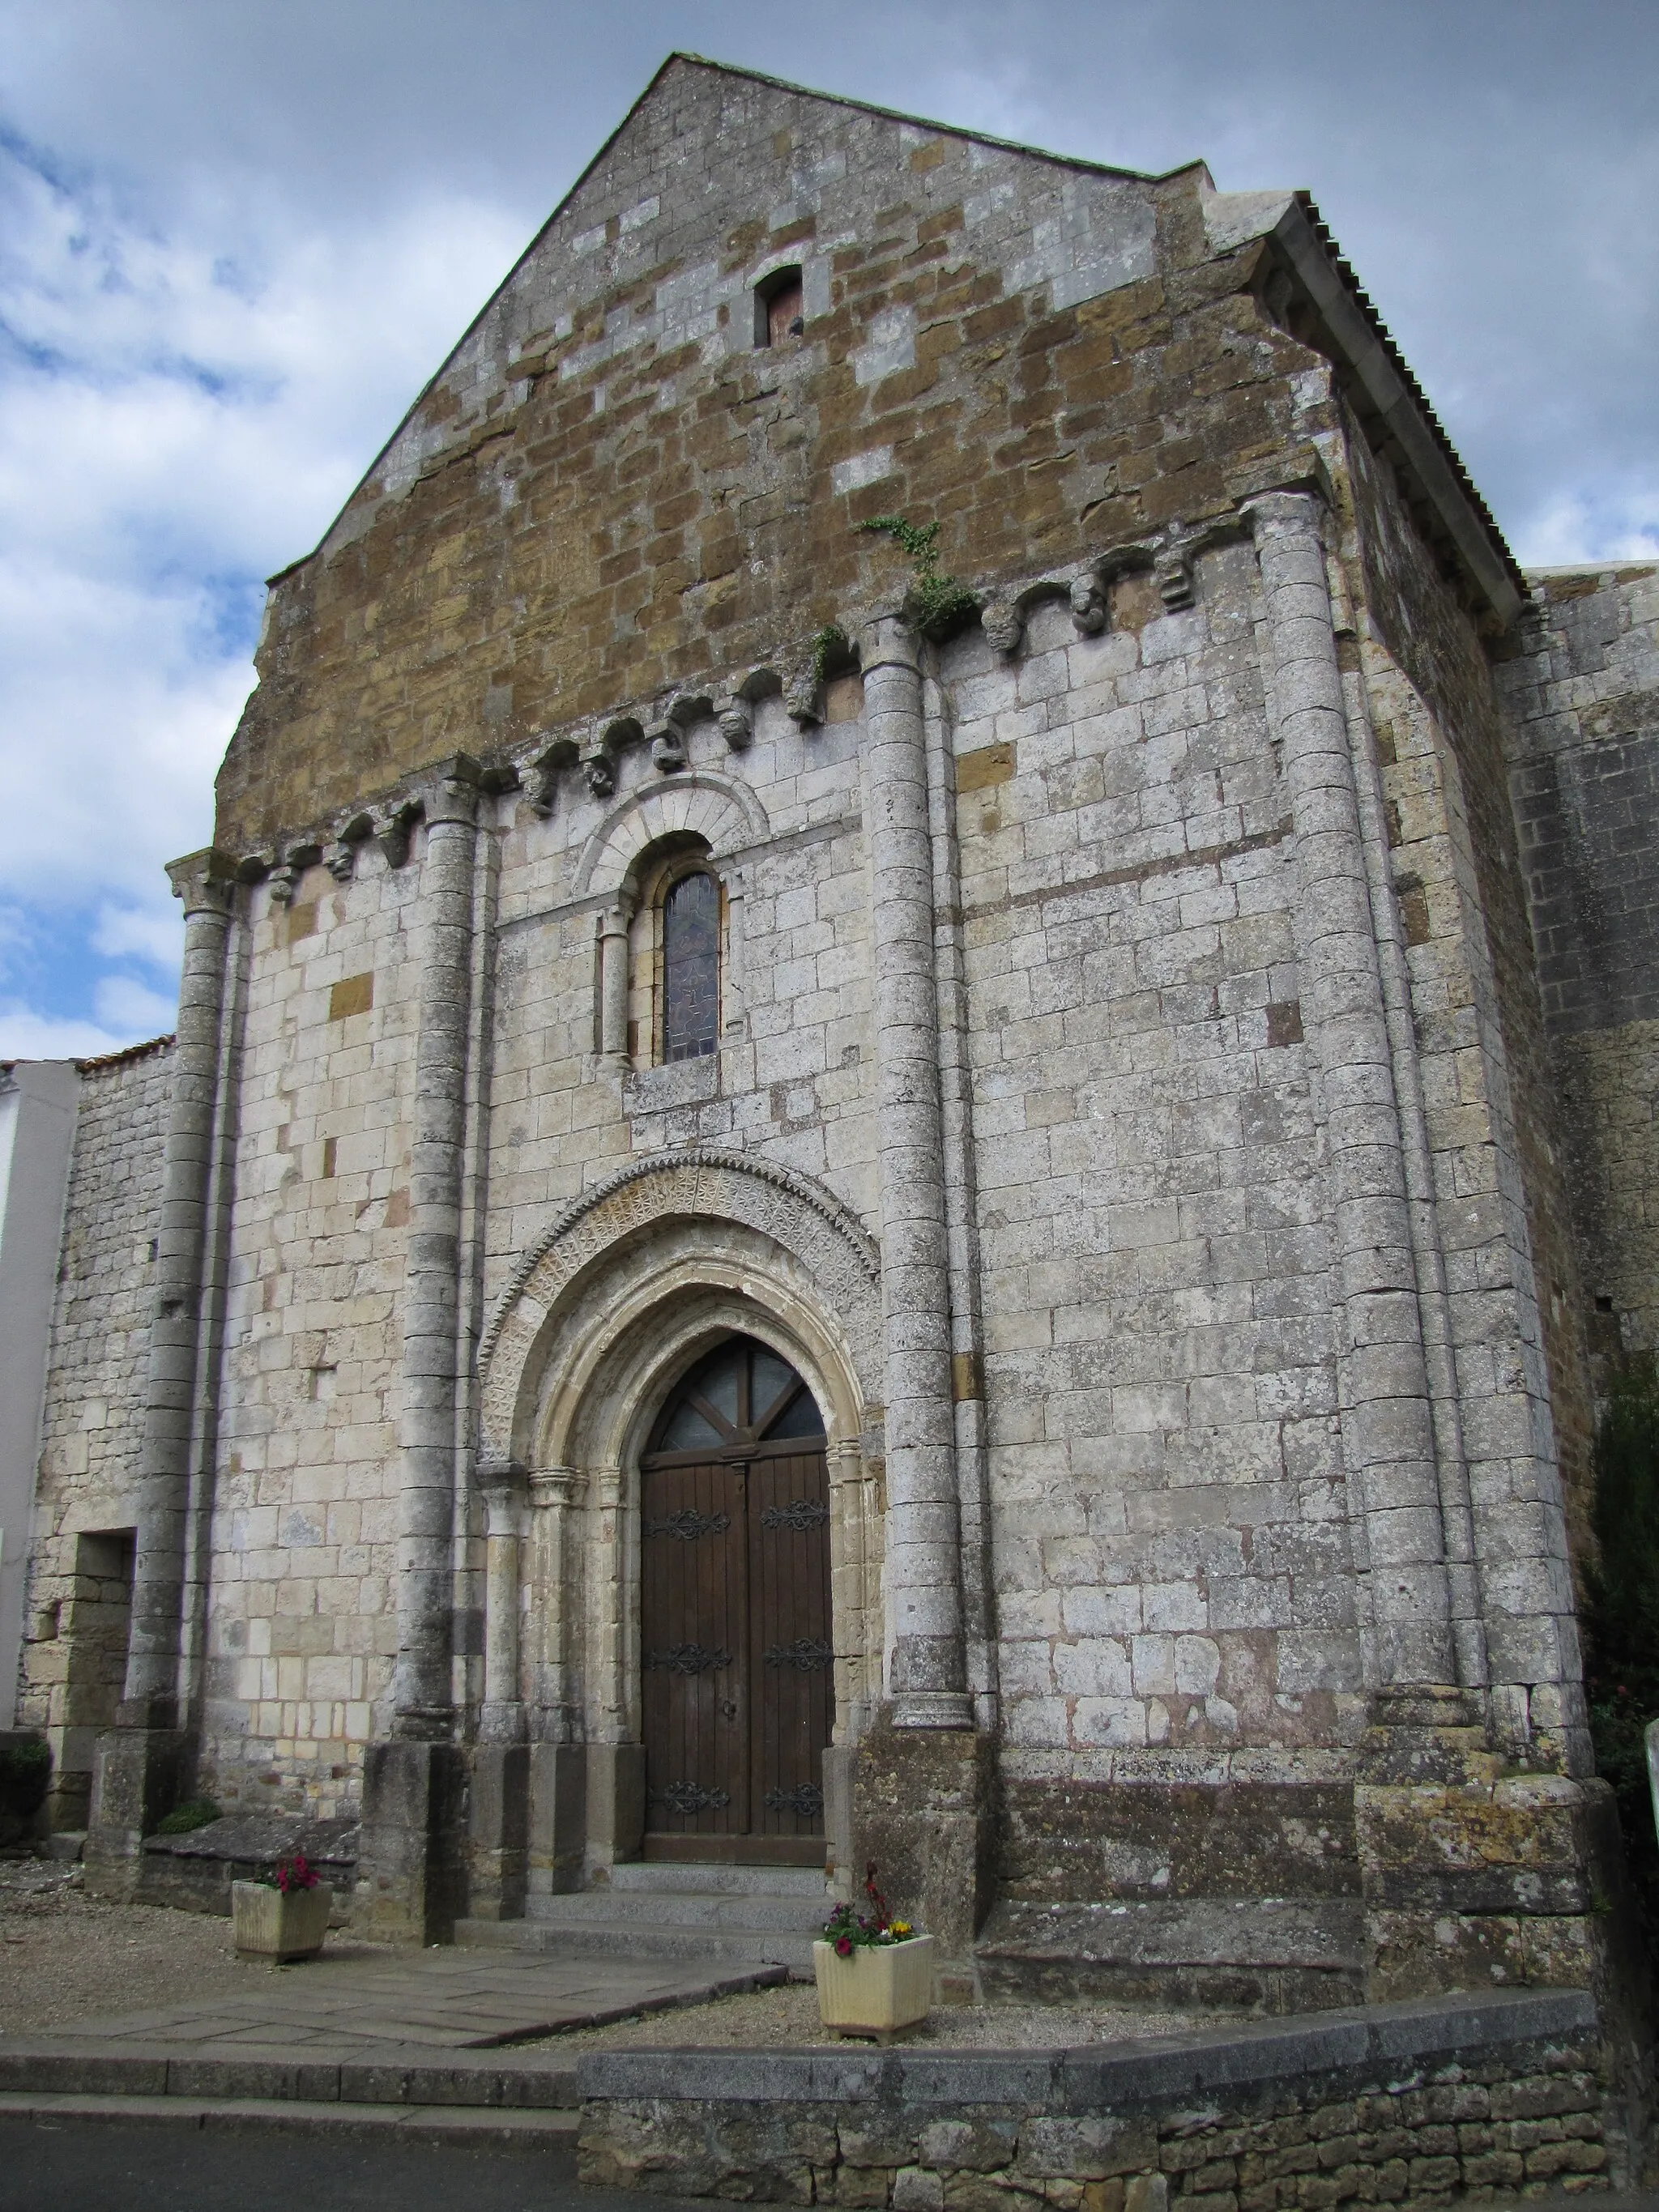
808,624,854,688
1583,1357,1659,1932
856,515,980,643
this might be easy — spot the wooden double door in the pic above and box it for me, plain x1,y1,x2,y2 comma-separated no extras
640,1335,833,1866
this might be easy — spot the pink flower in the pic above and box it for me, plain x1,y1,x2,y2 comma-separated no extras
835,1935,852,1957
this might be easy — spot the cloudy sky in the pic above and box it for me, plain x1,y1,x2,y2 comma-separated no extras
0,1,1653,1055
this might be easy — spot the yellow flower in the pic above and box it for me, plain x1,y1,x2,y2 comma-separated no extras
889,1920,912,1937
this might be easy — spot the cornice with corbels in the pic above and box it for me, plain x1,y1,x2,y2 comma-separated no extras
212,458,1334,898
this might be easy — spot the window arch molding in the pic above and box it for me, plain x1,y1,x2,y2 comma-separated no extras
574,771,767,898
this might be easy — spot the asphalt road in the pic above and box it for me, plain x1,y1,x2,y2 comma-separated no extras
0,2118,701,2212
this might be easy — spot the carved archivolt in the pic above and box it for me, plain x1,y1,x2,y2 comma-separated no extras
574,773,770,896
476,1148,882,1467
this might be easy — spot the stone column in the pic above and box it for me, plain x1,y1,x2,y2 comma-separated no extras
527,1467,588,1896
922,666,996,1735
1243,488,1623,2005
848,616,988,1963
1245,492,1454,1693
479,1462,526,1741
597,898,632,1063
87,847,237,1897
124,850,239,1724
468,1460,528,1922
391,755,482,1733
859,616,969,1727
360,757,480,1943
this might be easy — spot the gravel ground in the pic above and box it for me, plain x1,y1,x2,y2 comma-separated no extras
541,1975,1247,2052
0,1854,393,2035
1,1853,1244,2052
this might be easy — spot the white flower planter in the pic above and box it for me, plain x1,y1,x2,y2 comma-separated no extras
813,1933,935,2039
232,1879,332,1963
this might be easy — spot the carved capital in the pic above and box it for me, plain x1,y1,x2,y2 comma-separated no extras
1240,487,1326,544
856,613,920,678
477,1454,527,1493
528,1465,588,1511
164,847,238,918
418,752,483,828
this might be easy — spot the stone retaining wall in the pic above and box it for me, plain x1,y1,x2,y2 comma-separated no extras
575,1989,1626,2205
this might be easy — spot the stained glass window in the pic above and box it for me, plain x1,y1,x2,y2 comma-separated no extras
663,870,719,1062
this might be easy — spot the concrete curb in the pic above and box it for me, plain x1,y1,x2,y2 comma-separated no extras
0,2042,578,2108
0,2090,577,2147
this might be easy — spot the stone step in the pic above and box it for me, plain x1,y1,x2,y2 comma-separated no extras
975,1895,1367,2014
456,1916,819,1972
522,1888,827,1934
606,1861,829,1899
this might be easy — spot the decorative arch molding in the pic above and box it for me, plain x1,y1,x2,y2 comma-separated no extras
574,773,770,897
477,1147,881,1468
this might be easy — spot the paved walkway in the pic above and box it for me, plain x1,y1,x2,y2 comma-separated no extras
17,1947,784,2054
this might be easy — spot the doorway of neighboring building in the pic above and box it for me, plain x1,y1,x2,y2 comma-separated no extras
639,1334,831,1866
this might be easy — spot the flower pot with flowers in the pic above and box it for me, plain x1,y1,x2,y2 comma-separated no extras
232,1854,332,1963
812,1865,935,2040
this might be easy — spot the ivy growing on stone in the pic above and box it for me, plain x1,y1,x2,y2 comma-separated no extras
808,624,855,687
856,515,980,643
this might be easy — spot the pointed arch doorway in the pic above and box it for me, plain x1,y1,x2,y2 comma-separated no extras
640,1333,833,1866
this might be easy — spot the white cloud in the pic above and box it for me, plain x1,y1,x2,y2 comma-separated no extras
91,974,177,1035
92,902,185,970
0,1004,142,1060
0,117,522,1045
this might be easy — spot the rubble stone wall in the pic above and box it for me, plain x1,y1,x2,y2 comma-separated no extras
574,1996,1619,2205
18,1041,171,1799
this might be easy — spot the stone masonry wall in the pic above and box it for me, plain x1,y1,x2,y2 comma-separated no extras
199,858,423,1821
1341,403,1593,1743
1497,565,1659,1384
216,56,1336,857
948,525,1361,1890
19,1039,172,1777
488,689,875,1315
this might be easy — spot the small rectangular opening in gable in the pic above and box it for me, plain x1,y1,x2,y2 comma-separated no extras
755,267,804,349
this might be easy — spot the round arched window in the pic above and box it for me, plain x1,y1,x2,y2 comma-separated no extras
662,870,719,1063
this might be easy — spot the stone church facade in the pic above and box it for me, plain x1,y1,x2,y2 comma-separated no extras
17,56,1659,2003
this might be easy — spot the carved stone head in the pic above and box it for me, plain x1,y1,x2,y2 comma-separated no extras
981,601,1025,655
1069,574,1107,634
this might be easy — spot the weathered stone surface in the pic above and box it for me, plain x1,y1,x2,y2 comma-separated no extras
574,1990,1618,2201
19,53,1649,2024
851,1719,995,1960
